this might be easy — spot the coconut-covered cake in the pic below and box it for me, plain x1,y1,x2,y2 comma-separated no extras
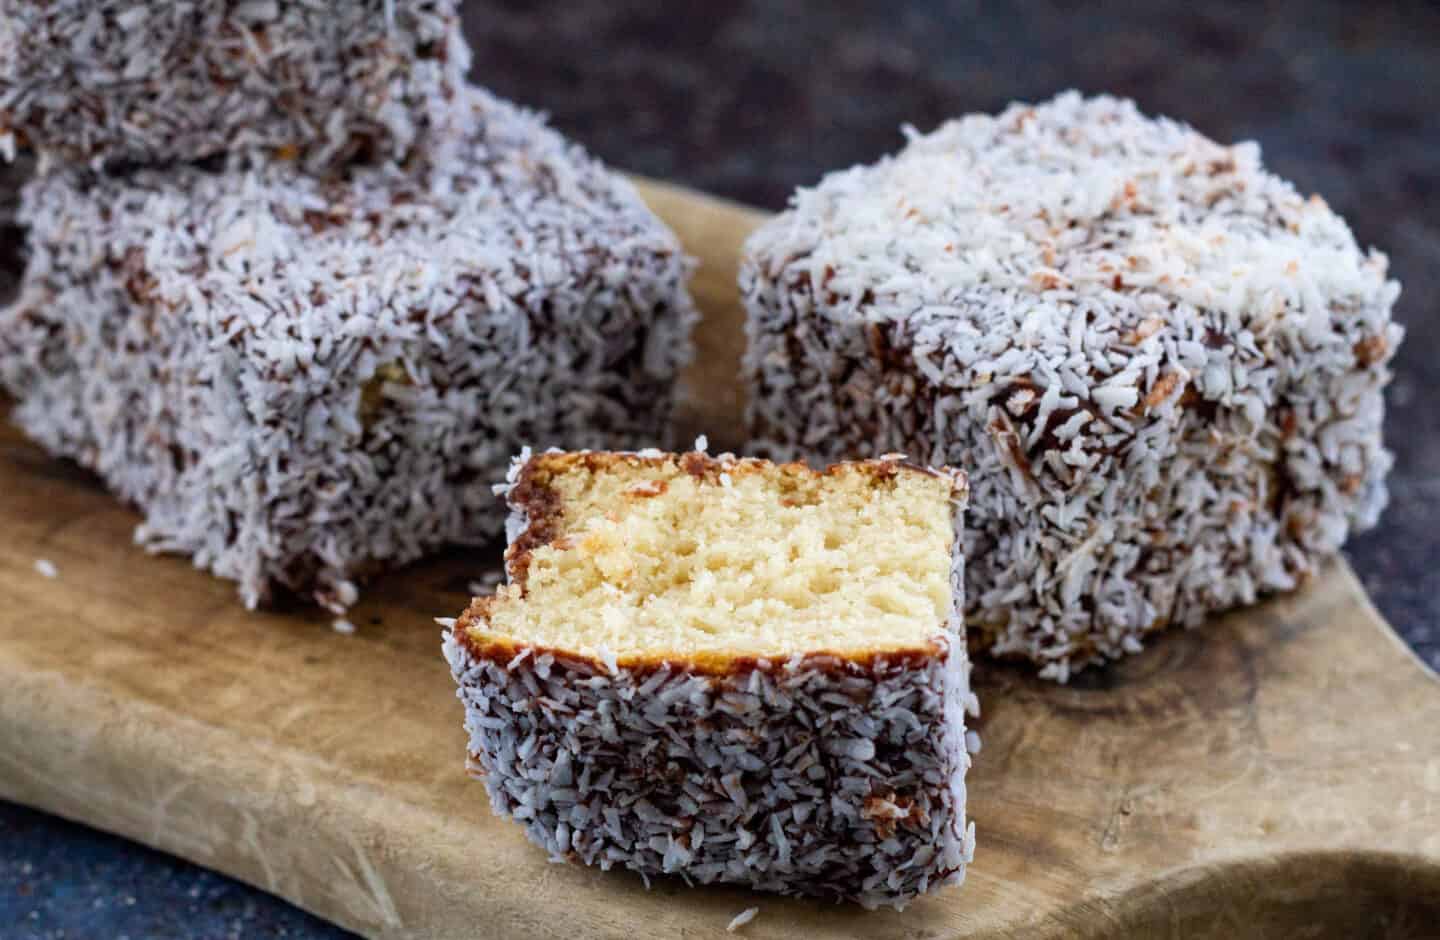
0,88,697,610
742,91,1402,680
0,0,468,172
443,447,976,909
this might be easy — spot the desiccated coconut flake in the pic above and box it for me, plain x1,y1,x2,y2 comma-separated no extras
468,570,506,596
726,907,760,932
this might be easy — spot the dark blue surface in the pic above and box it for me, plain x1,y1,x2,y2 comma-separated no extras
4,1,1438,936
0,801,353,939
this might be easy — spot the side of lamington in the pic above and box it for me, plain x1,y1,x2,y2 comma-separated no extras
444,448,976,909
0,89,697,609
741,91,1401,680
0,0,469,171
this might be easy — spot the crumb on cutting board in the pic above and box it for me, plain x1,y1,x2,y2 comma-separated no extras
727,907,760,932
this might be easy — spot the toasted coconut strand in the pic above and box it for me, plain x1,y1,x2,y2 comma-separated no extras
0,89,697,610
741,91,1401,680
0,0,468,173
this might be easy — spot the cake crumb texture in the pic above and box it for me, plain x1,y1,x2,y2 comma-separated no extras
479,449,960,665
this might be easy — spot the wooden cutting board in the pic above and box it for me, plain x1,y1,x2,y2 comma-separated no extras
1,180,1438,940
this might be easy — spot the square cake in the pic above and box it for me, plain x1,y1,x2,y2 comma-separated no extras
444,447,976,909
741,92,1401,679
0,89,697,609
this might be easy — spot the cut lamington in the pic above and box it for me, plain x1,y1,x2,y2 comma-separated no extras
0,88,697,610
443,447,976,910
0,0,469,172
742,91,1402,680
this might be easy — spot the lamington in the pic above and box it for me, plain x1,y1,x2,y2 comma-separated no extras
741,91,1401,680
443,447,976,909
0,88,697,610
0,0,468,172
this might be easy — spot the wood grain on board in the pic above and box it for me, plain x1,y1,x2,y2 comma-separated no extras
0,180,1437,939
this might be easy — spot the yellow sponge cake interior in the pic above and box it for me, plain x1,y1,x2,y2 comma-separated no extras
461,452,963,668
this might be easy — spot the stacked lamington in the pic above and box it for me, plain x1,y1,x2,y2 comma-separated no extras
0,2,697,610
0,1,470,171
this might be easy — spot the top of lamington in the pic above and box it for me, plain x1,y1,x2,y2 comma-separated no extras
0,0,467,170
744,91,1395,354
17,87,696,378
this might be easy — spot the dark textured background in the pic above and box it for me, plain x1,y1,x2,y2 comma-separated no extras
4,2,1436,936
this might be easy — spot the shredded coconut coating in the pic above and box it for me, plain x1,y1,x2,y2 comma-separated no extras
444,448,976,910
741,91,1402,680
0,0,469,172
0,88,697,609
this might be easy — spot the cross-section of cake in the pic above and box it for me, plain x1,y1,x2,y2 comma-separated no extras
0,0,468,172
0,89,697,610
443,447,976,909
742,91,1402,680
